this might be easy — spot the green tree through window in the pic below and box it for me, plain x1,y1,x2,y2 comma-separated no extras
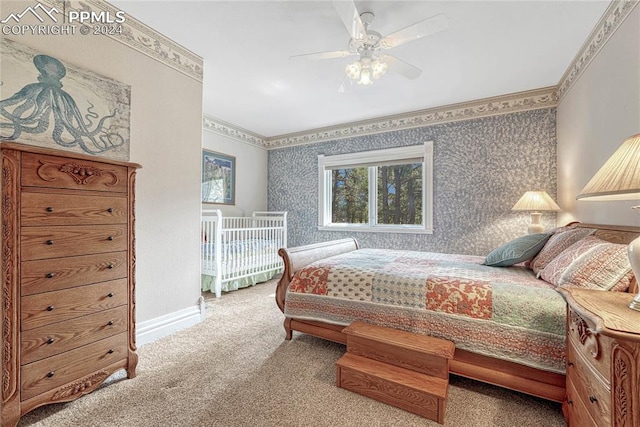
331,168,368,223
377,164,423,225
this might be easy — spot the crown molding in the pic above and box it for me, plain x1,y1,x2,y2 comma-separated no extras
263,87,557,149
557,0,639,100
202,115,266,148
40,0,203,82
202,87,557,150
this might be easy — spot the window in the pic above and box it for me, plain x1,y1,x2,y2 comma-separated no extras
318,143,433,233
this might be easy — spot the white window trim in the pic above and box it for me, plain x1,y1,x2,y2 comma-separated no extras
318,143,433,234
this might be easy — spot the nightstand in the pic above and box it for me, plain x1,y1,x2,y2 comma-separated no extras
559,287,640,427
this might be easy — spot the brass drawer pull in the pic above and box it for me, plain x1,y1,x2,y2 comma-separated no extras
46,305,54,311
107,349,114,354
107,293,114,298
107,208,114,213
46,371,55,378
589,395,598,403
46,338,55,345
45,272,55,279
108,320,114,326
107,236,114,241
107,263,114,269
45,207,54,212
45,240,54,245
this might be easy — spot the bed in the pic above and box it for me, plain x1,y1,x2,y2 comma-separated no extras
275,223,639,402
202,209,287,297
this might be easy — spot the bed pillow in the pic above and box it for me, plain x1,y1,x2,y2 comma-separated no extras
483,232,553,267
528,227,595,276
558,241,633,292
539,235,605,285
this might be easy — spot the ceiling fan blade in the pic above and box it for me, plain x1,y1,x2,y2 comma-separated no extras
332,0,366,40
338,75,353,93
380,13,449,49
379,54,422,80
290,50,353,61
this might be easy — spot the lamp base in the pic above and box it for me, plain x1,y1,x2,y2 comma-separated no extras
527,212,544,234
628,236,640,311
527,223,545,234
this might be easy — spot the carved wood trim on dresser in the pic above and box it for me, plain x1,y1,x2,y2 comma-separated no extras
0,142,141,427
560,288,640,427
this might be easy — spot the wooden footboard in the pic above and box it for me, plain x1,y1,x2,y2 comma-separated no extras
275,238,358,312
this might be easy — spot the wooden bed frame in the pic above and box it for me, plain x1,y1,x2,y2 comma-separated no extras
275,223,640,403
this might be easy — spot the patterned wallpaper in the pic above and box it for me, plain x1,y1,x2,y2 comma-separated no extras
268,108,557,256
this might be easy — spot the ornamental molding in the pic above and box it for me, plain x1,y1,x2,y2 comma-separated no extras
39,0,203,82
202,87,557,150
557,0,639,100
202,115,266,149
264,87,558,149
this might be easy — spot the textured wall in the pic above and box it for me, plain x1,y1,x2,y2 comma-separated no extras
268,108,557,256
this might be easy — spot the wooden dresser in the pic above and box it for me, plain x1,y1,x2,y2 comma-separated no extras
560,287,640,427
0,142,140,427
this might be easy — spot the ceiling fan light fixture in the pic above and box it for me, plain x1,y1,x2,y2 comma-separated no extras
371,59,388,79
358,68,373,85
345,61,362,80
345,56,387,86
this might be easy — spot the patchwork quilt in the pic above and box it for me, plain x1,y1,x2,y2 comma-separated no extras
284,248,567,374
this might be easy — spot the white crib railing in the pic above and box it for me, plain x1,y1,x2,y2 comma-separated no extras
201,210,287,297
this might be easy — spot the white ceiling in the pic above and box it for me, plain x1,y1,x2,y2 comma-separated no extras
111,1,610,138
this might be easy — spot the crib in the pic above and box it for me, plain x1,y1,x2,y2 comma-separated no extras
201,210,287,298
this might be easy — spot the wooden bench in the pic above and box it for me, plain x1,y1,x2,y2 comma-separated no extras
336,321,455,424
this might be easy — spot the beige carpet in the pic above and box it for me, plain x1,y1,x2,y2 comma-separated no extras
20,278,565,427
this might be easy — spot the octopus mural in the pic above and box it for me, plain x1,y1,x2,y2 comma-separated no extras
0,53,125,155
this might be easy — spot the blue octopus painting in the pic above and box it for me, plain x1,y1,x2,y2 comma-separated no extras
0,53,125,155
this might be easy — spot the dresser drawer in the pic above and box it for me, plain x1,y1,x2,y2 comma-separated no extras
21,251,128,296
21,279,128,331
566,340,611,425
21,152,128,193
21,224,127,261
21,332,128,401
566,378,599,427
21,191,127,226
568,307,611,381
21,306,128,365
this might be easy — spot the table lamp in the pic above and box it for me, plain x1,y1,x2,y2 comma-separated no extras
512,190,561,234
576,133,640,311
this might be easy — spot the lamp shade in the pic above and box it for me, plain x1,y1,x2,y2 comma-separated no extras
577,134,640,201
512,191,561,212
576,133,640,312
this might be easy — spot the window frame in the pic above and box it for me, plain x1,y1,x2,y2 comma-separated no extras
318,143,433,234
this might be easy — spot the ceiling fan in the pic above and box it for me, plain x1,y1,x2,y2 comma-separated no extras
291,1,449,92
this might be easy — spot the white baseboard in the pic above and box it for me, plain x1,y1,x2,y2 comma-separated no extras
136,298,206,346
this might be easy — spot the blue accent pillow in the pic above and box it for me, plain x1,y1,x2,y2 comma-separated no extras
483,232,553,267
